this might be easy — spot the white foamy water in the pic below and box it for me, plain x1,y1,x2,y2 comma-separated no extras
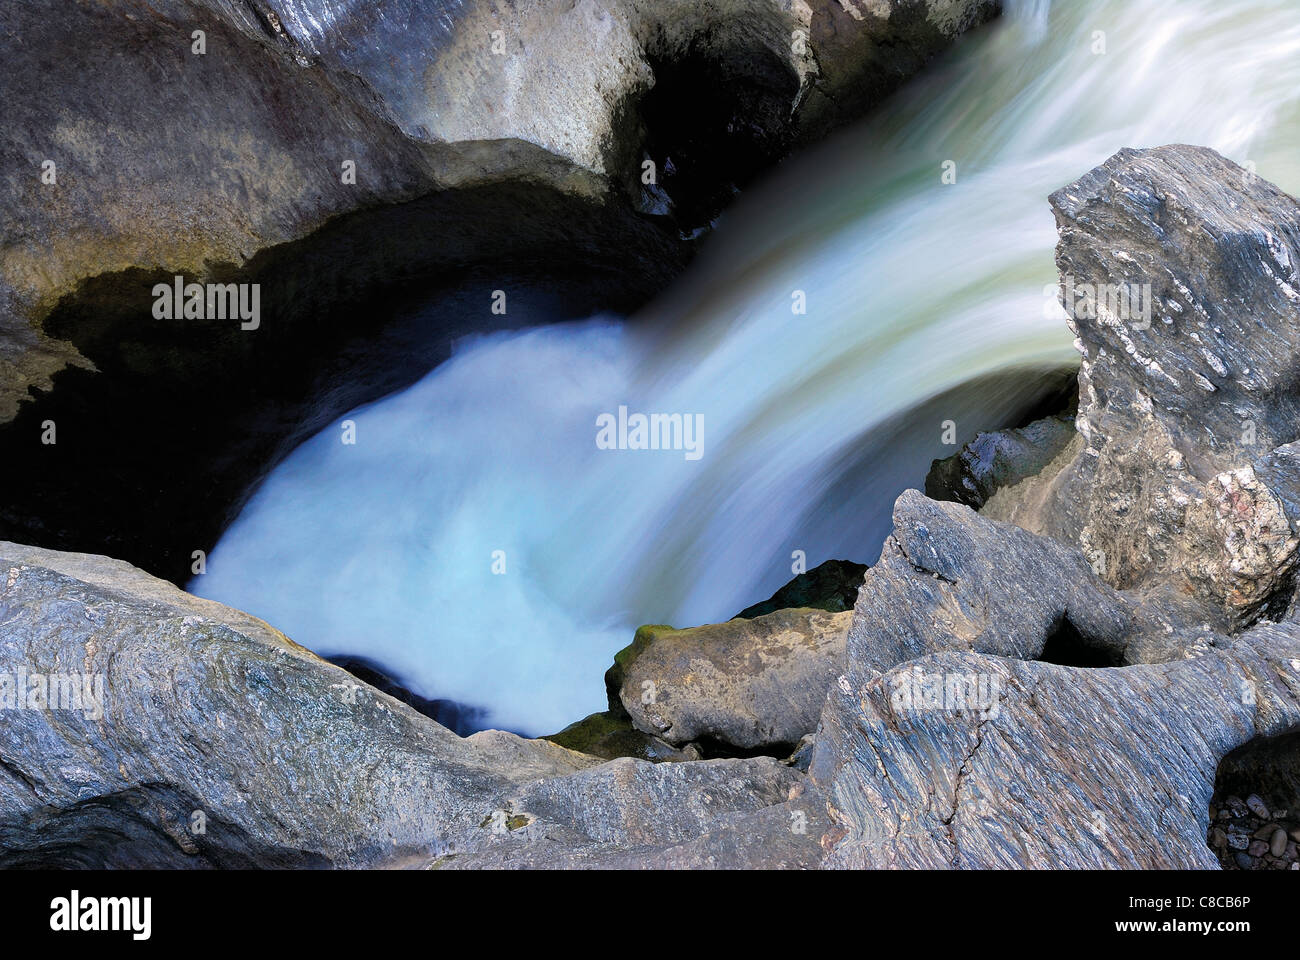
194,0,1300,734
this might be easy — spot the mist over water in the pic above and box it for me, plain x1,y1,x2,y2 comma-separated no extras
194,0,1300,735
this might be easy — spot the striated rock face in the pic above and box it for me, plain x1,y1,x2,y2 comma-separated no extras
847,490,1227,671
799,147,1300,869
978,146,1300,627
435,770,829,869
613,609,853,753
9,497,1292,870
1054,147,1300,461
807,491,1300,868
0,541,817,867
15,483,1282,871
0,541,597,866
811,624,1300,869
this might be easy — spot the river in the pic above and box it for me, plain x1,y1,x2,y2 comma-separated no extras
192,0,1300,734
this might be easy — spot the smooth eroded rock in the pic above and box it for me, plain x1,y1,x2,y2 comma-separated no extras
615,608,853,752
0,540,833,868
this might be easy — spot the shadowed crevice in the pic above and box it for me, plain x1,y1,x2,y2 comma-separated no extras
1208,730,1300,870
1038,615,1124,668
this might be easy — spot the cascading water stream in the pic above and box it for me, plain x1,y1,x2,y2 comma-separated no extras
193,0,1300,734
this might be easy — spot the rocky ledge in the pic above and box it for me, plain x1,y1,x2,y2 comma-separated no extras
4,142,1300,868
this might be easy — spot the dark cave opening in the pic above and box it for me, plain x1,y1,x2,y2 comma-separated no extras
636,40,801,235
1037,616,1124,668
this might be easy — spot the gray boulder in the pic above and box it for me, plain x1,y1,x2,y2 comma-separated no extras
0,541,605,866
613,608,854,752
806,490,1300,868
0,541,813,868
848,489,1227,672
983,146,1300,627
926,414,1077,510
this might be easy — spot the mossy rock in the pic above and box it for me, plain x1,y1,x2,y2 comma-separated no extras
542,708,698,763
603,623,675,710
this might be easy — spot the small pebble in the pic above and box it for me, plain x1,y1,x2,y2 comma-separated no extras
1253,823,1277,840
1271,829,1287,857
1235,852,1254,869
1228,832,1249,850
1210,827,1227,850
1246,794,1270,818
1290,827,1300,843
1248,839,1269,857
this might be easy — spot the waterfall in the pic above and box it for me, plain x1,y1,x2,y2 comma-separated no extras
193,0,1300,734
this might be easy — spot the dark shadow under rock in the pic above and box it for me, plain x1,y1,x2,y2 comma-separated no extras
542,710,701,763
1038,615,1125,668
326,655,492,737
0,785,332,870
735,559,868,619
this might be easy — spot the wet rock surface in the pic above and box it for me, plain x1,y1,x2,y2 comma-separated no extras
926,414,1077,510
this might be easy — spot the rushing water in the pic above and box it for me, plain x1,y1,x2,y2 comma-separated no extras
193,0,1300,734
